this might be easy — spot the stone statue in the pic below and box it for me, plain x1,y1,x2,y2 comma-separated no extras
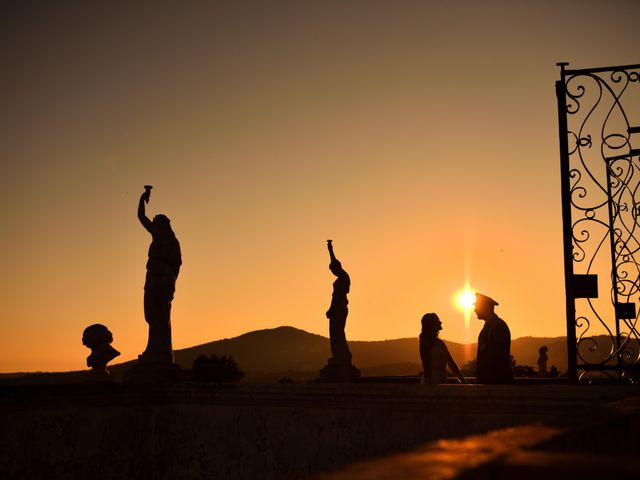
125,186,183,384
319,240,360,382
82,324,120,374
326,239,352,364
537,345,549,376
137,185,182,364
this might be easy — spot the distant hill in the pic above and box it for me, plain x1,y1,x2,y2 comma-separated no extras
1,326,569,384
175,326,568,371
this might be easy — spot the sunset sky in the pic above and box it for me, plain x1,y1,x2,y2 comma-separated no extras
1,1,639,372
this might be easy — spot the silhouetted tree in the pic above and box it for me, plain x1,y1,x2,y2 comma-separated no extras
549,365,559,378
190,354,244,383
510,355,535,377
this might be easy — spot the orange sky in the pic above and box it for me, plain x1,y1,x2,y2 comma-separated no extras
1,1,639,372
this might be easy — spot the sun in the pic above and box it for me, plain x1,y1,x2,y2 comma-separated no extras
454,283,476,329
456,290,476,311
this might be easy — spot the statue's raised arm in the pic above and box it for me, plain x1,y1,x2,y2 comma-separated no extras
138,185,153,233
327,239,338,263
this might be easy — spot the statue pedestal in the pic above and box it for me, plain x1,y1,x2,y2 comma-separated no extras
318,358,360,383
124,358,183,384
83,369,116,383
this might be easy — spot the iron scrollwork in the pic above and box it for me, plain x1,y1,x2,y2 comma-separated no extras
559,64,640,382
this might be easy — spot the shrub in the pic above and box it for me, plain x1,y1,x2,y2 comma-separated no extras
460,359,477,377
190,354,245,383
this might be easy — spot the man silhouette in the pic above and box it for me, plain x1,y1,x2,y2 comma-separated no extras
475,293,512,384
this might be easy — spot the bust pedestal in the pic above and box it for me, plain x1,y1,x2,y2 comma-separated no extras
83,369,116,383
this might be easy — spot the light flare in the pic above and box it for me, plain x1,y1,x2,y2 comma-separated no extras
454,281,475,329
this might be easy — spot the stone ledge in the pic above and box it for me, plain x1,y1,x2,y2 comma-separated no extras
0,384,638,479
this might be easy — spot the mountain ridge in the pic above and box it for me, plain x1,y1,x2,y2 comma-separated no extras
0,326,569,383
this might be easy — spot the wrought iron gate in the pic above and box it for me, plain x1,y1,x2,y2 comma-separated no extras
557,62,640,382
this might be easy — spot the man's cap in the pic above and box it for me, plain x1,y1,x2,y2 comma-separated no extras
475,293,499,307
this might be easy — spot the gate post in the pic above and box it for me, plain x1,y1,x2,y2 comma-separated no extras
556,63,578,383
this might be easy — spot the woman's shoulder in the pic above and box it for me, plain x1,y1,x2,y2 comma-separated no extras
430,339,450,355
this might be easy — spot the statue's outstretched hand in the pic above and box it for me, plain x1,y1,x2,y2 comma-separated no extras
141,185,153,204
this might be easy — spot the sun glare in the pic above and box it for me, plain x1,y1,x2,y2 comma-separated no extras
455,288,475,312
454,283,475,329
459,291,475,310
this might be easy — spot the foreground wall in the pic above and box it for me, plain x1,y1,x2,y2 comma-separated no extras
0,383,634,479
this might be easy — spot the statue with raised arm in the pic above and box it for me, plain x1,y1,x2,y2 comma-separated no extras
325,239,352,364
319,240,360,382
137,185,182,365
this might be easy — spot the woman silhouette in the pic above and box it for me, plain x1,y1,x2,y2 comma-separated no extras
419,313,466,384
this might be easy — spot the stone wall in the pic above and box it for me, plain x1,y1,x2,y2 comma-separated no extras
0,383,635,479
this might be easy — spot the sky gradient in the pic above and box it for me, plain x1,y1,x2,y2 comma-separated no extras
1,0,639,372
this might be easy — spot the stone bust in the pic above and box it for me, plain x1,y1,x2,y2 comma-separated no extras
82,324,120,374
